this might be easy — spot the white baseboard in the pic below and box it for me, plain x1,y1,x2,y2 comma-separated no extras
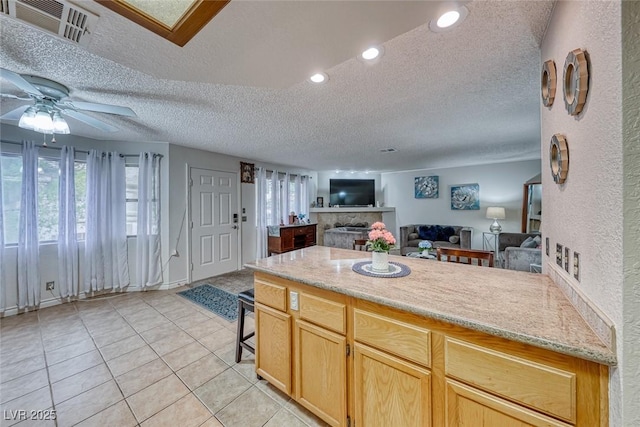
0,279,189,317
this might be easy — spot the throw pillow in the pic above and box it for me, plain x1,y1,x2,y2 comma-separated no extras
449,235,460,244
440,226,456,241
408,233,419,240
418,226,438,241
520,236,537,248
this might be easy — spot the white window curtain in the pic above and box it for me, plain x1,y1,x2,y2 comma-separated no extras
84,150,129,292
300,176,309,218
0,154,5,311
282,172,291,224
18,141,40,308
136,153,162,288
255,167,268,259
58,146,79,298
293,174,301,216
270,169,280,225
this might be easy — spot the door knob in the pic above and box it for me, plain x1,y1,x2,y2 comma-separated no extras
232,225,238,229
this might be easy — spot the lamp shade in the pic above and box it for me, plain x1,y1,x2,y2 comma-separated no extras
486,206,506,220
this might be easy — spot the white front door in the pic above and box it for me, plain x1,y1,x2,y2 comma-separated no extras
189,167,239,281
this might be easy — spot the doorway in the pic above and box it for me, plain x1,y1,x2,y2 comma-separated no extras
189,167,239,281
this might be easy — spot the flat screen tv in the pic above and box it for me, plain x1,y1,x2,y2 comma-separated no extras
329,179,375,206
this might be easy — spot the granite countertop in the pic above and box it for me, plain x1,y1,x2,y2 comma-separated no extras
245,246,616,366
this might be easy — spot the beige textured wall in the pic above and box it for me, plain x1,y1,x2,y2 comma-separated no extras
541,1,632,424
622,1,640,424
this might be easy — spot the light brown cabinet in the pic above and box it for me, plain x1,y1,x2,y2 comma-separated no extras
253,272,608,427
255,303,291,394
294,319,347,426
446,379,571,427
354,343,431,427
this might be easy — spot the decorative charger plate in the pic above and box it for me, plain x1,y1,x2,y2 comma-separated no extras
352,261,411,278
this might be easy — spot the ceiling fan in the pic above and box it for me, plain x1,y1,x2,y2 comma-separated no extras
0,67,137,135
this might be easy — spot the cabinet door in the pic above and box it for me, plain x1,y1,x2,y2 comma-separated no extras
255,303,292,395
354,343,431,427
294,319,347,427
446,379,571,427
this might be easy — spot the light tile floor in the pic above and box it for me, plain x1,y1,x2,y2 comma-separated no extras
0,287,328,427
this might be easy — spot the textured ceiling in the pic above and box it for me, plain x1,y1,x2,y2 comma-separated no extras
0,0,553,172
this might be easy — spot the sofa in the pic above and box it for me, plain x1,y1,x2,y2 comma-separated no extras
498,232,542,271
399,224,472,255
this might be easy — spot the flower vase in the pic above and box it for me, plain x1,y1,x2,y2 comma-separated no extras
371,251,389,273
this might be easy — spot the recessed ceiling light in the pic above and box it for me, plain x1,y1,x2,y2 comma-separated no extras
309,72,328,84
437,10,460,28
362,47,380,60
429,6,469,33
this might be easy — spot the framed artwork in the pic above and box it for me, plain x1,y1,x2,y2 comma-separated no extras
240,162,255,183
415,176,439,198
450,183,480,210
316,197,324,208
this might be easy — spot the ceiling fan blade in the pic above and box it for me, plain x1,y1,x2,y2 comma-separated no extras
0,68,43,97
62,101,137,117
1,105,30,121
62,110,119,132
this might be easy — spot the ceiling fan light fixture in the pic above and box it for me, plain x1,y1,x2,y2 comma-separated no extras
33,110,54,134
52,112,70,134
18,107,37,130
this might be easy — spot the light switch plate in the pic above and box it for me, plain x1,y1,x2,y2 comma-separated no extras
564,247,570,272
290,291,299,311
574,252,580,281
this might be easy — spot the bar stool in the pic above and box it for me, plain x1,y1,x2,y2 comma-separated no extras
235,289,255,363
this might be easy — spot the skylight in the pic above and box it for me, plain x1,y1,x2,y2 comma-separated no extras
96,0,230,46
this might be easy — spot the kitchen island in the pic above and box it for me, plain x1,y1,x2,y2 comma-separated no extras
245,246,614,427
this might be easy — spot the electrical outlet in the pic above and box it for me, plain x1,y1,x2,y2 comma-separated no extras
46,281,55,291
545,237,549,256
290,291,299,311
556,244,563,267
574,252,580,281
564,247,570,272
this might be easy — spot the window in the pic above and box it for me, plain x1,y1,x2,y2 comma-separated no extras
1,154,88,244
37,157,60,242
126,165,139,236
1,155,21,245
261,170,308,226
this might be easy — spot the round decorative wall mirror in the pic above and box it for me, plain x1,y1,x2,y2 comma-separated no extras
563,48,589,115
541,60,557,107
549,134,569,184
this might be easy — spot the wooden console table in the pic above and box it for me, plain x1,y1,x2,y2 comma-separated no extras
268,223,317,255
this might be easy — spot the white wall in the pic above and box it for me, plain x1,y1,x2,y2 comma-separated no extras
541,1,639,425
381,160,541,249
166,144,317,284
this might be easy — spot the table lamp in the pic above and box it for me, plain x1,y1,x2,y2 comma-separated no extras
486,207,506,233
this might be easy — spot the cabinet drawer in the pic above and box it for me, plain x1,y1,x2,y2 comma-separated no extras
300,293,346,334
255,279,287,312
295,227,309,235
444,337,576,423
353,309,431,367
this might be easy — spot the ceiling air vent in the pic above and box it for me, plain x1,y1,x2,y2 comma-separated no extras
6,0,98,46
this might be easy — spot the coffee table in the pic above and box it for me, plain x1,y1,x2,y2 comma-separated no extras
405,251,437,260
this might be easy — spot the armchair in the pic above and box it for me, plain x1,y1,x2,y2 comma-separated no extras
498,232,542,271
